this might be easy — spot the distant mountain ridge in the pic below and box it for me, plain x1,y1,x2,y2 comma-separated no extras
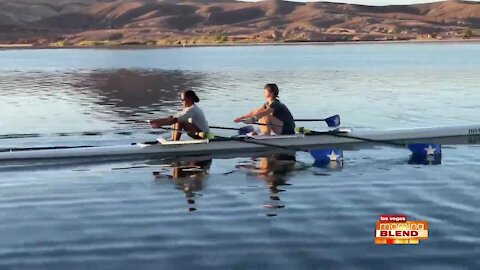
0,0,479,45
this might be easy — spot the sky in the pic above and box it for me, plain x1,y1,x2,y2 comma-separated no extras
243,0,479,6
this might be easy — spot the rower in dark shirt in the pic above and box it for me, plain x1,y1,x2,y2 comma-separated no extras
234,84,295,135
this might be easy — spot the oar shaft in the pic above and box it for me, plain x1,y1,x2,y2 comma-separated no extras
0,126,159,140
310,131,405,147
294,119,326,122
213,134,309,153
0,145,95,152
209,126,240,131
0,125,240,140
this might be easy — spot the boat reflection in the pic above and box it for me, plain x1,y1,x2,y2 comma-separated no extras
152,158,212,212
467,135,480,145
236,154,300,217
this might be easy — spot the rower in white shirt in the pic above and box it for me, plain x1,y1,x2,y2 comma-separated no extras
149,90,209,141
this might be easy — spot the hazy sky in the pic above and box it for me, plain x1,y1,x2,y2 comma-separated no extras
243,0,479,6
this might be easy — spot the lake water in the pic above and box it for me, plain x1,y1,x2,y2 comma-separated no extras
0,43,479,269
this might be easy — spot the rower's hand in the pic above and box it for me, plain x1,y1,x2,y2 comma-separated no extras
234,117,244,123
242,117,256,124
149,120,161,128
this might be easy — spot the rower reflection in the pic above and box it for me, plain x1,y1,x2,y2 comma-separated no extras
153,159,212,212
236,154,299,217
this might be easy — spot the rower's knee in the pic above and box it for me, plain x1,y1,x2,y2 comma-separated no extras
262,115,283,135
174,122,184,130
258,117,269,134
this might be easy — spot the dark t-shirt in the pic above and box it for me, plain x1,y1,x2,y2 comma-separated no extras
264,99,295,135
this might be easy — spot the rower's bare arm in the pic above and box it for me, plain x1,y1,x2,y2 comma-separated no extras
149,116,177,128
252,107,273,119
234,106,265,122
251,106,266,116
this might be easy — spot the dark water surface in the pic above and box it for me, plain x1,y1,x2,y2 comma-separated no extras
0,44,479,269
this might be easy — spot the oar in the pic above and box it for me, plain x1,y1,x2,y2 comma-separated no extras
209,125,255,135
0,124,252,140
238,113,403,147
0,115,340,140
0,127,166,140
295,115,340,128
239,115,340,128
306,130,405,147
0,145,96,152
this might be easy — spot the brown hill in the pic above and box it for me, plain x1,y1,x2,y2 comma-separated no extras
1,0,479,45
0,0,106,24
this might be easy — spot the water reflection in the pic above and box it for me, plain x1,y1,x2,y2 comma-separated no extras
0,69,210,137
314,160,344,171
408,154,442,165
72,69,208,124
152,158,212,212
149,153,310,215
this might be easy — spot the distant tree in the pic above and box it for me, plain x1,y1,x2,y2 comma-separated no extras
215,34,228,43
463,28,473,39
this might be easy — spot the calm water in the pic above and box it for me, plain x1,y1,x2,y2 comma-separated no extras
0,44,479,269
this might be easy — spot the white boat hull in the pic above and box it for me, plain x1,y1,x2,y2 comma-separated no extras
0,124,479,162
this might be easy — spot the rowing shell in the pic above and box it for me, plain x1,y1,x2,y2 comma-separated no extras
0,124,479,162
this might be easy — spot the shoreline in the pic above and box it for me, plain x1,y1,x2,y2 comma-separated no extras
1,38,479,50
